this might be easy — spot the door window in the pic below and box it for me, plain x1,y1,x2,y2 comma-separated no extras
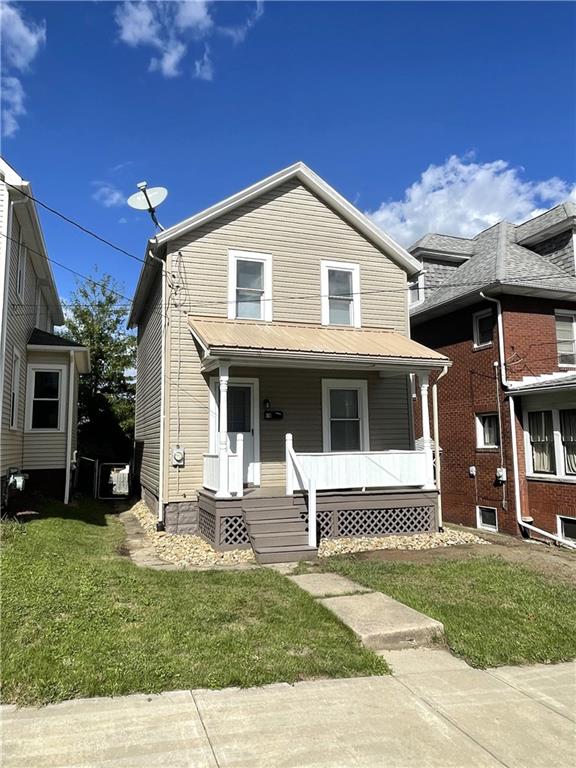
227,386,251,433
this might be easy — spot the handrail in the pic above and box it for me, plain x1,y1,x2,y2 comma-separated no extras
285,434,317,548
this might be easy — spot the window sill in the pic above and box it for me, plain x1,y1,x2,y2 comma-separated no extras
25,428,65,434
526,474,576,485
476,446,500,452
558,364,576,369
472,343,493,352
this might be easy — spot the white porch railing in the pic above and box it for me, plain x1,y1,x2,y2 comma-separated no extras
285,434,317,548
203,433,244,497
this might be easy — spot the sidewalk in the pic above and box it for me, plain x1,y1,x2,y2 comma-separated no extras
2,658,574,767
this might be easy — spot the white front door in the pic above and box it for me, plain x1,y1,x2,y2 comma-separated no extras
210,378,260,485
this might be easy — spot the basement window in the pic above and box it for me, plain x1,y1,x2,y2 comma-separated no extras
476,506,498,532
557,516,576,543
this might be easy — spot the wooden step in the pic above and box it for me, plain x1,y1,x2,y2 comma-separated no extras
253,544,318,564
243,506,302,522
242,494,294,510
250,531,310,548
248,519,307,535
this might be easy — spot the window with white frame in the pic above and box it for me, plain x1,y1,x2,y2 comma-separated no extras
408,273,425,306
556,311,576,367
26,366,65,431
10,349,21,430
477,506,498,532
557,516,576,542
16,235,26,301
322,379,369,452
560,409,576,475
320,261,360,327
476,413,500,448
227,250,272,321
528,411,556,474
472,309,493,348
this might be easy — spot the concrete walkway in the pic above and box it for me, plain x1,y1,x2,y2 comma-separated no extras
118,511,178,570
2,660,574,767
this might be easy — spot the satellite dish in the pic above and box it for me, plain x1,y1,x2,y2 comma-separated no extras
127,182,168,229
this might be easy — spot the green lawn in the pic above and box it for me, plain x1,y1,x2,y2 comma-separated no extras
0,500,385,706
318,556,576,668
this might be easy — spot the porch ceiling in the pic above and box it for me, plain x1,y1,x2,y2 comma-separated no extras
189,316,450,371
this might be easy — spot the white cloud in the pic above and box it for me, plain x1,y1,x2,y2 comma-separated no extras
115,1,262,79
92,182,126,208
0,1,46,137
193,45,213,81
367,155,576,246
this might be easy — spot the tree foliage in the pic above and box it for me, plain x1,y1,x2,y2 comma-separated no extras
62,272,135,460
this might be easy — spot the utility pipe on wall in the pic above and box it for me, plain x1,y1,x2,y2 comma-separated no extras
64,350,75,504
432,365,449,530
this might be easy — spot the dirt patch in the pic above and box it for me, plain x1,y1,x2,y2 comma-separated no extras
352,525,576,584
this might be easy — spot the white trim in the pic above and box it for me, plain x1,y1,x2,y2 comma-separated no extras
472,308,493,349
158,258,167,523
209,376,261,485
64,351,75,504
475,412,499,449
408,273,425,307
25,363,67,432
320,260,361,328
557,514,576,543
555,309,576,368
227,250,272,322
321,379,369,452
35,284,41,327
9,346,21,431
476,505,498,532
523,405,576,480
16,233,26,302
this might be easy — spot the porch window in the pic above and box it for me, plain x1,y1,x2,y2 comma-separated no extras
555,311,576,366
9,349,21,430
228,250,272,321
26,366,65,431
528,411,555,474
560,409,576,475
472,309,493,348
322,379,369,452
321,261,360,327
476,413,499,448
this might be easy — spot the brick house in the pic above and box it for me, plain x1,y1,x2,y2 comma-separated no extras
409,203,576,547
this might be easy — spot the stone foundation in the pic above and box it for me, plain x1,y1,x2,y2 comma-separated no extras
164,499,200,534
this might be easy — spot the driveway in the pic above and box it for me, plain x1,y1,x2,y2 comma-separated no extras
2,653,574,767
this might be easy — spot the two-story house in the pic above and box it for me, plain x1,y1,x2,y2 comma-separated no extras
410,203,576,548
0,158,90,509
129,163,450,563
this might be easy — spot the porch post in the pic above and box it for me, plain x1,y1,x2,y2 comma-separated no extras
216,364,230,498
419,372,435,488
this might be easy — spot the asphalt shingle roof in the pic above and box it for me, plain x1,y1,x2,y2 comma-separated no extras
28,328,84,347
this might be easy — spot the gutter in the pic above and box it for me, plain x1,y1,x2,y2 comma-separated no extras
480,292,576,549
64,350,75,504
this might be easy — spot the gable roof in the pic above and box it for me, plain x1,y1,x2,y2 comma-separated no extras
411,219,576,322
128,163,420,326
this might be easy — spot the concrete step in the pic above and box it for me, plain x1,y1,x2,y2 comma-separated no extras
253,544,318,564
243,506,302,522
248,519,307,535
249,531,310,548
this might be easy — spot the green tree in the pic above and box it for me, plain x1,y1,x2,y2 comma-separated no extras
62,271,136,460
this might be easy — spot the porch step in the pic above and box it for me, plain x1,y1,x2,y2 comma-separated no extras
249,531,310,548
252,544,318,564
248,518,307,535
242,495,295,511
243,505,301,522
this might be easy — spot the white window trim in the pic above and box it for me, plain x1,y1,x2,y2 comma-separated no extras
523,406,576,481
16,235,26,303
475,412,499,449
320,260,361,328
321,379,370,452
555,309,576,368
227,250,272,322
472,308,493,349
25,364,67,433
9,347,21,431
476,505,498,532
408,273,425,307
556,514,576,543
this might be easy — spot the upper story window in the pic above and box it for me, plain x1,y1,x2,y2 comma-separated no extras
556,311,576,367
408,274,425,306
472,308,493,349
26,365,66,431
476,413,499,449
10,348,21,430
16,234,26,302
228,250,272,322
321,261,360,328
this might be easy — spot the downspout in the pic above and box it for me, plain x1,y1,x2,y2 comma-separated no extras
64,350,75,504
157,243,167,530
432,365,449,531
480,292,576,549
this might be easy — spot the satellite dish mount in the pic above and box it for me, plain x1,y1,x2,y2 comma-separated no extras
127,182,168,230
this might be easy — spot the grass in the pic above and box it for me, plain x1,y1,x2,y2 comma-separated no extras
319,555,576,668
0,499,386,706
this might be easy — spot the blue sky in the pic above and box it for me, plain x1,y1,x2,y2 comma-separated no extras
2,1,575,306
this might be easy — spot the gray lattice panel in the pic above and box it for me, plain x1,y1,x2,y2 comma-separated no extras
199,507,216,544
337,506,435,537
221,515,250,546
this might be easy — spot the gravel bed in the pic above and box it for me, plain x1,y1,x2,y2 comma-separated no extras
129,501,256,568
318,528,488,558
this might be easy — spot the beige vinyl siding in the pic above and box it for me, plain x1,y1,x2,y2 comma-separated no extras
169,179,408,331
22,351,70,470
134,271,163,496
2,213,39,474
